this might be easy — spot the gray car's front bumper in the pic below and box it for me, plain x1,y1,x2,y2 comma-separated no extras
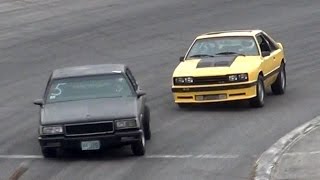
39,130,142,149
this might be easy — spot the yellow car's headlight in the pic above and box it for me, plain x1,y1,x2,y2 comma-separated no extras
228,73,248,82
174,77,194,85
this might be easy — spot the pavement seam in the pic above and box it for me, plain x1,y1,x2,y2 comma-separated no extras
252,115,320,180
9,161,30,180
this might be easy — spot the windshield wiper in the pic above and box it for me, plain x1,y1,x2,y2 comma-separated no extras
215,52,246,56
189,54,215,58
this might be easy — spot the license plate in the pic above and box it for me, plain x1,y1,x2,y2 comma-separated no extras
196,94,227,101
81,140,100,151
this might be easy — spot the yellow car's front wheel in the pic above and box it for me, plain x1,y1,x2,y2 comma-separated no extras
249,75,265,108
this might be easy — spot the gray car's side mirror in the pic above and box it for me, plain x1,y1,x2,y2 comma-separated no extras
33,99,44,106
136,90,146,98
179,56,185,62
261,51,271,57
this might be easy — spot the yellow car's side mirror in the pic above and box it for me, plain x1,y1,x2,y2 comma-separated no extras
277,42,283,50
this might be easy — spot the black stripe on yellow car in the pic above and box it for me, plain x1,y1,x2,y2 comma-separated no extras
172,82,257,93
263,67,280,81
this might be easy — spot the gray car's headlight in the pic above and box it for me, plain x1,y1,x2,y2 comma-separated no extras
174,77,194,85
115,119,138,130
228,73,248,82
40,126,64,135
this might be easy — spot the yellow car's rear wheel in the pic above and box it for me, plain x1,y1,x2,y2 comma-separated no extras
271,64,286,95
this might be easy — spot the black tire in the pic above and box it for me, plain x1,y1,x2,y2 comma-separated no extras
41,148,57,158
271,64,286,95
143,106,151,140
131,131,146,156
249,75,265,108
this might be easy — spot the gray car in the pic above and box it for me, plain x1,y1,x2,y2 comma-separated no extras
33,64,151,158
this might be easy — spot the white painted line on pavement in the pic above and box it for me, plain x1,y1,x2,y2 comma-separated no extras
145,154,239,159
0,154,239,159
146,154,193,158
284,151,320,156
0,155,43,159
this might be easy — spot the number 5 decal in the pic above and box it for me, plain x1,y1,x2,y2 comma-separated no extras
51,83,66,96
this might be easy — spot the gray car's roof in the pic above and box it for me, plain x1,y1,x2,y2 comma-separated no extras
51,64,127,79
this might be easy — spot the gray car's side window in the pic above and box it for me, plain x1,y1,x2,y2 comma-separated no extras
126,69,138,91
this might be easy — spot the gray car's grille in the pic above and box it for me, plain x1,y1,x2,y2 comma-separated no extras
65,121,114,136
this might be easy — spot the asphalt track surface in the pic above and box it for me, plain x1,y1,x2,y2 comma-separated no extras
1,0,320,180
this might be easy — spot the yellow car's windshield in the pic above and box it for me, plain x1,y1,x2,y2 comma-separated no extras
186,36,259,59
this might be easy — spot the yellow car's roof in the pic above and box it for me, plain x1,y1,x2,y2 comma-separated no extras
197,30,262,39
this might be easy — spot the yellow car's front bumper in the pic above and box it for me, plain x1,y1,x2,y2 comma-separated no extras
172,81,257,103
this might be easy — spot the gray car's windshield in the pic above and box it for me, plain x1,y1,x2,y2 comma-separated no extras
186,36,259,59
46,74,134,103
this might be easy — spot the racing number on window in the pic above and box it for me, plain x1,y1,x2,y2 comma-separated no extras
51,83,66,96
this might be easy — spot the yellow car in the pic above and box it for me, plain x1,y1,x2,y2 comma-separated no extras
172,30,286,108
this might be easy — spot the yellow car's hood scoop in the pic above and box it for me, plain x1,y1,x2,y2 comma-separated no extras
196,56,238,68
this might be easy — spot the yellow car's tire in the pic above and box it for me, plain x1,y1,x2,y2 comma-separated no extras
271,64,286,95
249,75,265,108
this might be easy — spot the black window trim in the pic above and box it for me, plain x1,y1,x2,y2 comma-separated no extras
125,68,138,91
261,33,278,52
256,33,272,54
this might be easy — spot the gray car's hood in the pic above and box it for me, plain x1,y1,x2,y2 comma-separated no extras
41,97,138,125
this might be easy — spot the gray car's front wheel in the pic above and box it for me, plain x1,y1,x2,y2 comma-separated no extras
143,106,151,140
131,131,146,156
41,148,57,158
